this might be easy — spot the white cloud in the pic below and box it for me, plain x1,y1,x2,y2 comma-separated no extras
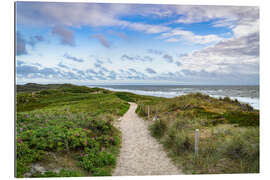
174,6,258,26
51,26,75,46
177,32,259,75
17,3,259,41
128,23,171,34
233,19,259,38
17,2,170,35
16,3,259,85
161,29,224,44
172,5,259,40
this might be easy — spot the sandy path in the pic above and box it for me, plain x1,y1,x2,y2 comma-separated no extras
113,102,181,176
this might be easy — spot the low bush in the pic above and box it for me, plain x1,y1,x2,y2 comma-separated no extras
224,111,259,126
79,147,116,176
114,92,135,102
223,128,259,161
149,119,167,139
16,84,129,177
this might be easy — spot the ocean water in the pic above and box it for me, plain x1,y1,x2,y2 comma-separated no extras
89,85,259,110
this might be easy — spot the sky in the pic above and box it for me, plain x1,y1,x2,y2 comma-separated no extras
15,2,259,85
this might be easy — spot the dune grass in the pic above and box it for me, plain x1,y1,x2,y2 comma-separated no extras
16,84,129,177
16,84,259,176
135,93,259,174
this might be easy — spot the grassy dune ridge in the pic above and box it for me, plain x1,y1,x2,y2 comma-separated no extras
16,84,129,177
16,84,259,176
135,93,259,174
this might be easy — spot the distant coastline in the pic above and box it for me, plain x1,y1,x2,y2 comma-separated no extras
90,85,259,110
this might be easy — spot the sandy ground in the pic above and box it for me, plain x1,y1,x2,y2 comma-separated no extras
113,102,181,176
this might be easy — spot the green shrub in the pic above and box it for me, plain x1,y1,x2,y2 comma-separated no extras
149,119,167,139
115,92,135,102
174,133,192,154
79,147,116,175
135,104,148,117
39,89,57,95
193,108,225,126
223,128,259,161
224,111,259,126
163,128,192,155
16,141,44,177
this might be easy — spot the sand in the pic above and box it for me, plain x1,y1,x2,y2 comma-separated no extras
113,102,181,176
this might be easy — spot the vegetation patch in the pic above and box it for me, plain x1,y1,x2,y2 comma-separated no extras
16,84,129,177
136,93,259,174
224,111,259,126
16,84,259,175
149,119,168,139
114,92,135,102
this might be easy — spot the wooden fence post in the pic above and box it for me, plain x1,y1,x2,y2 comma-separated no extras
148,105,150,120
195,129,199,157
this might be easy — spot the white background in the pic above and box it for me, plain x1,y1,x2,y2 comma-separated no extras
0,0,269,179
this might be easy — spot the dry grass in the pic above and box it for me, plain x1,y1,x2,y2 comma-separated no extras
136,93,259,174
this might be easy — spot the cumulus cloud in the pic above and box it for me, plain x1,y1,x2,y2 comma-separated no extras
16,3,259,84
173,6,259,41
175,61,182,67
128,68,137,74
163,54,174,63
121,55,133,61
63,53,84,62
16,63,62,80
92,34,111,48
16,2,171,35
17,64,39,76
57,61,70,69
17,3,259,41
94,63,102,68
17,63,109,81
16,32,45,56
100,67,109,72
174,6,258,26
107,70,117,80
177,31,259,78
115,68,148,80
128,23,170,34
160,28,224,44
16,31,27,56
121,54,153,62
16,59,258,84
147,49,163,55
52,26,75,46
86,69,98,75
145,68,157,74
232,19,259,38
202,32,259,57
93,59,108,69
95,59,104,65
28,35,44,47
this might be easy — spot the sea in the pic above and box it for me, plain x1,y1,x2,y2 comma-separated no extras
88,85,259,110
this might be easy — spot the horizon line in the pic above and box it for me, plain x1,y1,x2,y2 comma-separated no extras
16,82,259,86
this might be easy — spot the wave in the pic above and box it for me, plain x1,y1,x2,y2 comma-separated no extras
210,95,259,110
90,86,259,110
